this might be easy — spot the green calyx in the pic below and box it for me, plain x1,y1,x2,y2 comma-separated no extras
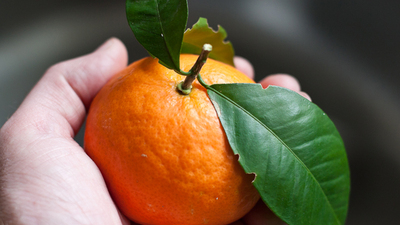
176,82,192,95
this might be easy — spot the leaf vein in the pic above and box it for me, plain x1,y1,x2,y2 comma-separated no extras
154,0,178,69
207,85,341,224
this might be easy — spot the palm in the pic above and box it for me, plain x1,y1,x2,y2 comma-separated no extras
0,38,129,224
6,137,128,224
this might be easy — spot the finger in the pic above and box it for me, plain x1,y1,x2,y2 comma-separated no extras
259,74,311,101
7,38,128,138
259,74,301,91
299,91,312,101
241,200,287,225
234,56,254,80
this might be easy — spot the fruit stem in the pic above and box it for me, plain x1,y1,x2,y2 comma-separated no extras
177,44,212,95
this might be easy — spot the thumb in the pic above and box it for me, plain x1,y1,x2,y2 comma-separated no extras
4,38,128,139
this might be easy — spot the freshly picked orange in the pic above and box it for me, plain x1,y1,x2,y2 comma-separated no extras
84,54,260,224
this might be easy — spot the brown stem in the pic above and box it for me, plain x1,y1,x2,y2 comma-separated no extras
178,44,212,95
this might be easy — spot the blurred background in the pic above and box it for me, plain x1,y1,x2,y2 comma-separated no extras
1,0,400,224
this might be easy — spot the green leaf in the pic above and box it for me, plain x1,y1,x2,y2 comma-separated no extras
207,84,350,225
126,0,188,72
182,18,235,67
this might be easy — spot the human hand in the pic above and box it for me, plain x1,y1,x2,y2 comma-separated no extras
0,38,131,225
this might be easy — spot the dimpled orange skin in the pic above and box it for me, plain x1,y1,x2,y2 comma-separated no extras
84,54,260,225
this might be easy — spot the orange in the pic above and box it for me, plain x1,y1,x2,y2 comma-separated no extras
84,54,260,225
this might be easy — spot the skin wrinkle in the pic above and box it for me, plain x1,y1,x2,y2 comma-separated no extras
1,137,106,224
39,72,85,136
0,131,83,223
17,103,74,140
9,77,79,139
0,90,94,224
60,60,100,108
64,66,93,109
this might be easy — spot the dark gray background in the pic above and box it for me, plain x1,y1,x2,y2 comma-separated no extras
1,1,400,224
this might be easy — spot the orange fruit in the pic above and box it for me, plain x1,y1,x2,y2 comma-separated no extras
84,54,260,225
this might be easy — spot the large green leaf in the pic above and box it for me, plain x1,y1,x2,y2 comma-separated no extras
207,83,350,225
126,0,188,72
182,18,235,66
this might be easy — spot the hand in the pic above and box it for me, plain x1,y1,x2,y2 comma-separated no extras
230,56,311,225
0,38,131,225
